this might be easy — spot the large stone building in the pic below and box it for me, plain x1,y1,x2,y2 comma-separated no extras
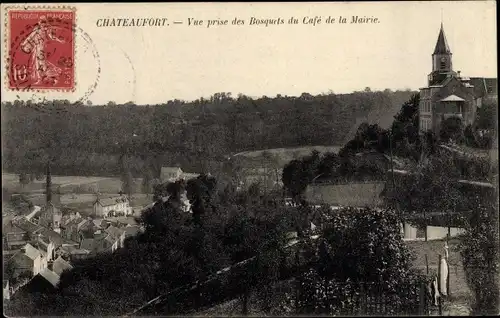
419,23,497,135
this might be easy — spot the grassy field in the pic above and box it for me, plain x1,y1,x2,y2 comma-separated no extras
3,171,153,218
2,173,145,194
234,145,342,167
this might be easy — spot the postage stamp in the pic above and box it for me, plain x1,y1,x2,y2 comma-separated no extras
5,7,76,91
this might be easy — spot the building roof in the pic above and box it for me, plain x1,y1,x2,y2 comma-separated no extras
60,244,90,255
469,77,498,99
104,235,115,245
105,225,124,240
52,256,73,276
2,219,27,234
433,23,451,54
38,268,60,287
36,227,69,248
92,218,105,228
30,235,51,254
124,225,141,237
80,238,97,251
440,94,465,102
95,196,129,207
22,243,42,260
13,218,43,234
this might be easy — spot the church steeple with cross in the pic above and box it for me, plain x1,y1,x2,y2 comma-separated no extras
418,21,497,136
428,23,456,86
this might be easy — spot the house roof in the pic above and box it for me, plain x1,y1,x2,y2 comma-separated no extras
440,94,465,102
52,256,73,276
36,227,69,248
22,243,42,260
105,225,124,240
305,182,386,207
60,244,90,255
13,218,43,234
124,225,141,237
2,219,27,234
77,219,91,231
38,269,60,287
95,196,128,207
433,23,451,54
30,236,51,253
469,77,498,98
80,238,97,251
92,218,105,227
64,216,84,228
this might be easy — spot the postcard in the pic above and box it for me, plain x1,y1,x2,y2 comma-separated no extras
1,2,498,317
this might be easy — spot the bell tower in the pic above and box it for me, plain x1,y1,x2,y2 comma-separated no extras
428,23,456,85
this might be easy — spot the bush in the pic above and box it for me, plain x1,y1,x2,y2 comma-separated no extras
296,207,424,315
459,188,499,315
440,116,465,143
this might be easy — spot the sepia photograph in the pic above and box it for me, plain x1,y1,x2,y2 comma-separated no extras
1,1,498,316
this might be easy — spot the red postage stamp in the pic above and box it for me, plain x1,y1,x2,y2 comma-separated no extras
6,7,76,91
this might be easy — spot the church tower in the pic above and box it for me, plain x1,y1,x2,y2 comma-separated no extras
428,23,456,85
44,161,62,233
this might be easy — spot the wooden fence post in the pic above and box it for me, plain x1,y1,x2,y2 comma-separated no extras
425,254,429,274
438,254,443,315
419,282,426,315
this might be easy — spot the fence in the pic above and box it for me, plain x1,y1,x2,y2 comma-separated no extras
295,278,429,316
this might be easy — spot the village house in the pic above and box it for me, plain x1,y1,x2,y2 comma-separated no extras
104,225,126,249
59,244,91,262
3,280,10,301
51,256,73,276
161,167,183,183
93,195,131,218
61,217,97,244
21,268,61,293
30,234,55,263
7,243,47,279
419,23,498,134
124,224,142,239
3,219,29,251
79,229,120,255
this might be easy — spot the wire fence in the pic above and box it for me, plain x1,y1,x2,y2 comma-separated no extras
294,277,429,316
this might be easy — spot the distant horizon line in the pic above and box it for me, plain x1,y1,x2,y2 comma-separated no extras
2,86,421,106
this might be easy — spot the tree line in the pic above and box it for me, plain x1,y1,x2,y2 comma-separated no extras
1,90,414,178
281,93,496,203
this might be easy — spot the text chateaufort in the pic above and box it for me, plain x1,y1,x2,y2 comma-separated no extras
351,15,379,24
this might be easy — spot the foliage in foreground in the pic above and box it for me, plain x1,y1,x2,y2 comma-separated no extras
290,208,425,315
4,179,293,316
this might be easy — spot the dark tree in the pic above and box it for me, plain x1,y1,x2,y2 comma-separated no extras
440,116,465,143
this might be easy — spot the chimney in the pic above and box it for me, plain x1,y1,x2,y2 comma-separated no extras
457,71,461,78
46,161,52,204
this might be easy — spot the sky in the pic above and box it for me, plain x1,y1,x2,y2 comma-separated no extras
0,1,497,105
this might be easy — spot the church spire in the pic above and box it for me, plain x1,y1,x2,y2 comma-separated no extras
433,23,451,55
46,161,52,204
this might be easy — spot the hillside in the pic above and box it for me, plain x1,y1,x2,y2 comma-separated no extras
1,90,415,177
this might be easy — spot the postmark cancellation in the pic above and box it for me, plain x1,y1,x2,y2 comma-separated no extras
4,6,76,92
